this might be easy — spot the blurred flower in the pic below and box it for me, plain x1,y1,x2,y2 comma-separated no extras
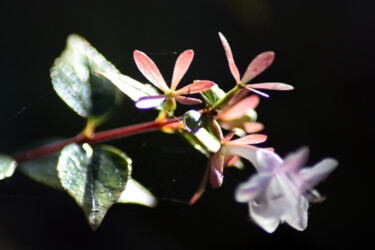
223,146,338,233
219,32,294,97
210,132,268,188
133,50,214,110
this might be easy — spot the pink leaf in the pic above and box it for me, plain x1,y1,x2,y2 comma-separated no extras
133,50,169,92
218,32,241,84
264,147,275,152
225,155,241,167
241,95,260,109
229,134,267,145
189,164,210,205
174,96,202,105
171,50,194,91
219,95,260,120
209,152,225,188
221,131,236,144
244,122,264,133
174,81,214,96
241,51,275,84
246,82,294,91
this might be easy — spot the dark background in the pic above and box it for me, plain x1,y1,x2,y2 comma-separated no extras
0,0,373,249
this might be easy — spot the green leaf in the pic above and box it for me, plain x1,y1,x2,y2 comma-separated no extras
118,178,157,208
57,143,131,230
51,34,121,123
0,154,17,180
179,131,210,157
95,70,160,103
18,152,62,190
200,83,226,107
193,128,221,153
17,138,64,189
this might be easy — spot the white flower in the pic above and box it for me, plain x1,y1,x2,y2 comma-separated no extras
222,145,338,233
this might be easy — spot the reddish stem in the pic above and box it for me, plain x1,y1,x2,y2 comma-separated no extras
14,117,183,163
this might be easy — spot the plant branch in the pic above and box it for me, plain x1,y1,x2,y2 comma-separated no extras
14,116,183,163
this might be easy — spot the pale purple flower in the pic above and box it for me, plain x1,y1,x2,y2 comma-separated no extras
222,146,338,233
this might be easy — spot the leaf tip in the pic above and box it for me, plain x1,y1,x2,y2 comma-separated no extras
0,155,17,180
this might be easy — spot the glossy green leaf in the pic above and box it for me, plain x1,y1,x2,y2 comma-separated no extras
18,152,62,190
180,131,210,157
194,128,221,153
95,70,160,103
51,34,121,123
118,178,157,207
180,127,220,156
0,154,17,180
200,83,226,107
57,143,131,230
17,138,64,189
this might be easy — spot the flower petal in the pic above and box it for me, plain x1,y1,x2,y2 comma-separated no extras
244,86,270,98
171,50,194,91
244,122,264,133
274,174,309,231
276,147,309,174
281,196,308,231
174,96,202,105
135,95,166,109
249,175,308,233
174,81,215,96
297,158,338,193
218,32,241,84
133,50,169,92
221,131,235,144
249,202,280,233
219,95,260,120
209,151,225,188
235,173,273,202
248,177,286,233
221,144,257,163
228,134,267,145
256,149,284,172
241,51,275,84
246,82,294,91
222,145,282,172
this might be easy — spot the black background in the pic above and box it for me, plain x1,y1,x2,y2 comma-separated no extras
0,0,373,249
